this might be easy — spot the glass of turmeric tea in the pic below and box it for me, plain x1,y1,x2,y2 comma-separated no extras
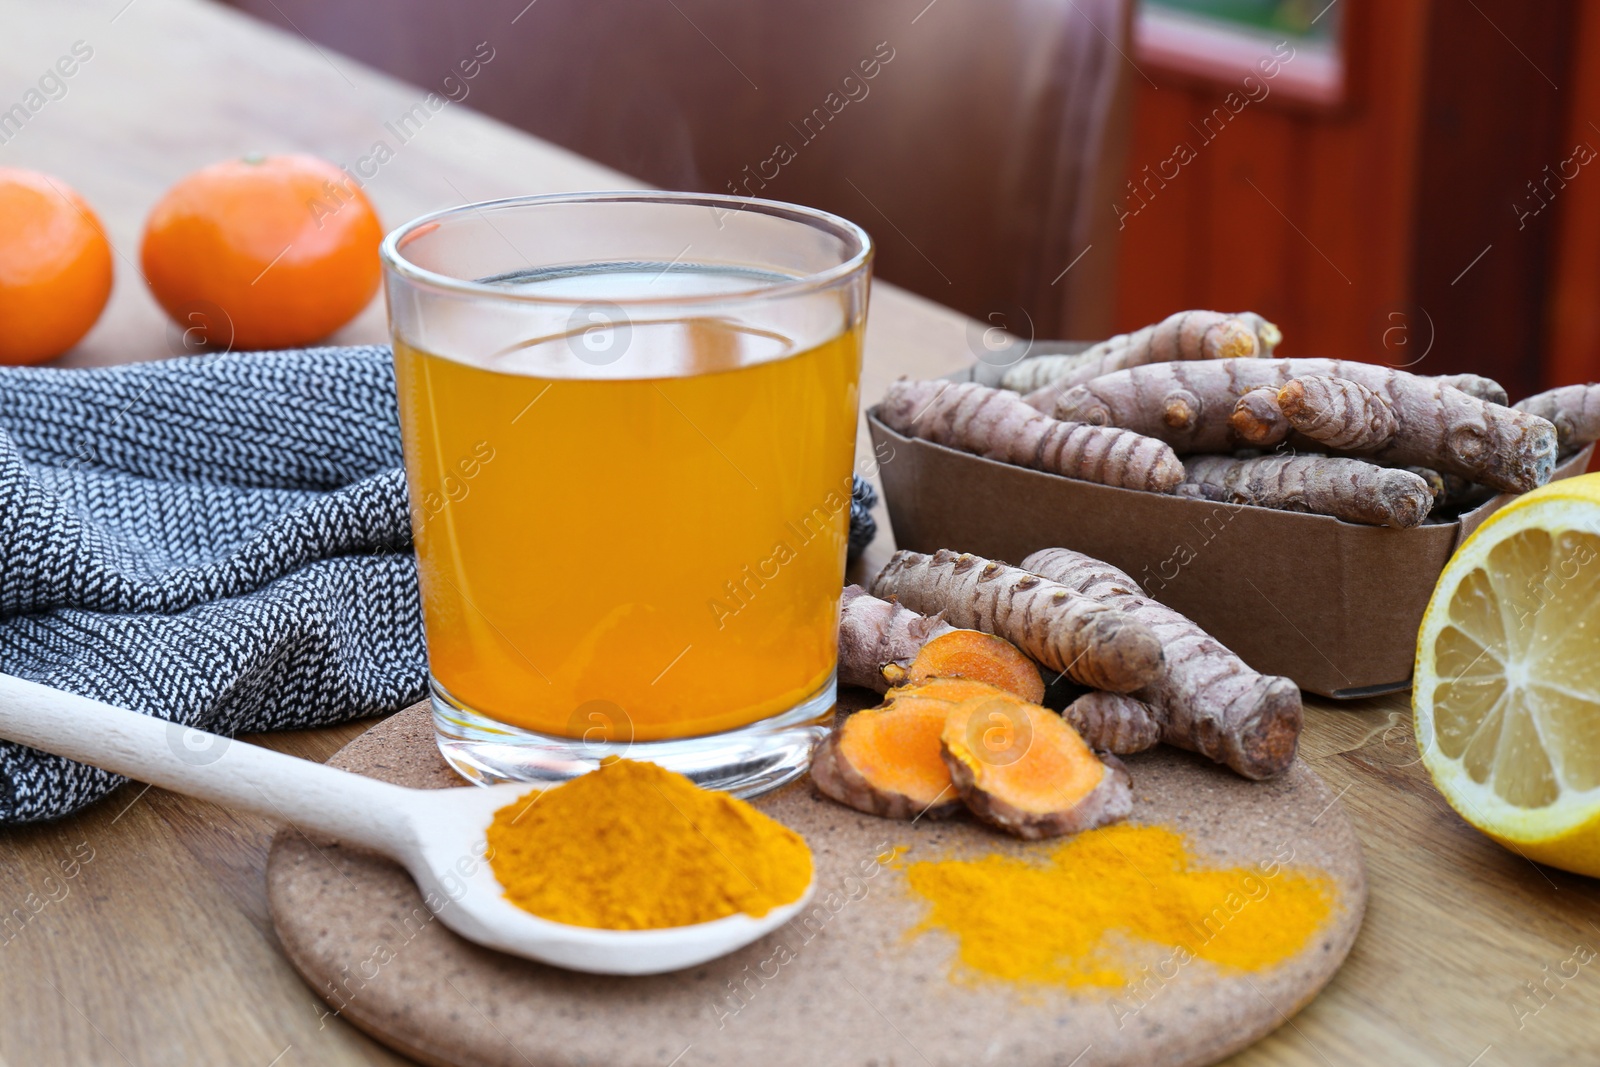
380,192,872,797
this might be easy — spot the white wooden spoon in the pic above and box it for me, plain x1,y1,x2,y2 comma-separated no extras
0,673,814,975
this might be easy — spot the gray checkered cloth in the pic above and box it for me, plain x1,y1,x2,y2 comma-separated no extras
0,346,423,823
0,346,877,824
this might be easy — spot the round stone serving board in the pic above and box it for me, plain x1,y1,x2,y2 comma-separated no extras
267,703,1366,1067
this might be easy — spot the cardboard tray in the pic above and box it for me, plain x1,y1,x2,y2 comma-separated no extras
867,360,1594,698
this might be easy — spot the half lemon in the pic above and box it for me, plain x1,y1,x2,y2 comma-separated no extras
1414,472,1600,877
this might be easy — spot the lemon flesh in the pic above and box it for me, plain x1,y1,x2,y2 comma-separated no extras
1415,476,1600,877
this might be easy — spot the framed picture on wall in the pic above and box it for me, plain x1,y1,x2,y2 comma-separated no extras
1134,0,1348,108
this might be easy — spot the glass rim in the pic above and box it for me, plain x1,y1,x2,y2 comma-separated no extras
379,190,874,307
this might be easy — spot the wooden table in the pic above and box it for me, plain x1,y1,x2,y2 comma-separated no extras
0,1,1595,1064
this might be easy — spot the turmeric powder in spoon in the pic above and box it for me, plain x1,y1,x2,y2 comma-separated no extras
486,757,813,930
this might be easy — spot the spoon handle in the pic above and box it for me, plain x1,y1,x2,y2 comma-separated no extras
0,672,416,855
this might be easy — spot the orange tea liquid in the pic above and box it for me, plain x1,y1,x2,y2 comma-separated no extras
395,309,861,742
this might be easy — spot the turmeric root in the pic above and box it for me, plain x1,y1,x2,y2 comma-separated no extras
1230,375,1394,451
838,586,954,693
1515,384,1600,452
1230,385,1292,446
1403,466,1447,510
998,351,1099,395
1182,454,1434,527
941,698,1132,839
879,379,1184,493
810,690,966,820
1277,375,1398,452
884,628,1046,703
872,549,1164,693
1064,309,1261,369
1021,547,1302,779
1236,311,1282,356
1012,310,1261,404
1437,373,1508,406
1053,358,1557,493
1062,691,1162,755
1004,311,1276,395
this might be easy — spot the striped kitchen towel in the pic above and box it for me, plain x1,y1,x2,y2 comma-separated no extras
0,346,876,823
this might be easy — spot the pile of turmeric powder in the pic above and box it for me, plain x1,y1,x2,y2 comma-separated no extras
901,823,1332,989
485,757,812,930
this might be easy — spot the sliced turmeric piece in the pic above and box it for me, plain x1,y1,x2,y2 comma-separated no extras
886,676,1025,706
814,677,1040,821
883,629,1046,703
811,693,965,821
940,697,1132,840
814,678,1134,836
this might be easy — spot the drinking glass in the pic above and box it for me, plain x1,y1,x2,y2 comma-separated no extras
380,191,872,797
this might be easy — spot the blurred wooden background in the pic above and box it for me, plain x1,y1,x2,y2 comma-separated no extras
216,0,1135,347
222,0,1600,397
1116,0,1594,402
